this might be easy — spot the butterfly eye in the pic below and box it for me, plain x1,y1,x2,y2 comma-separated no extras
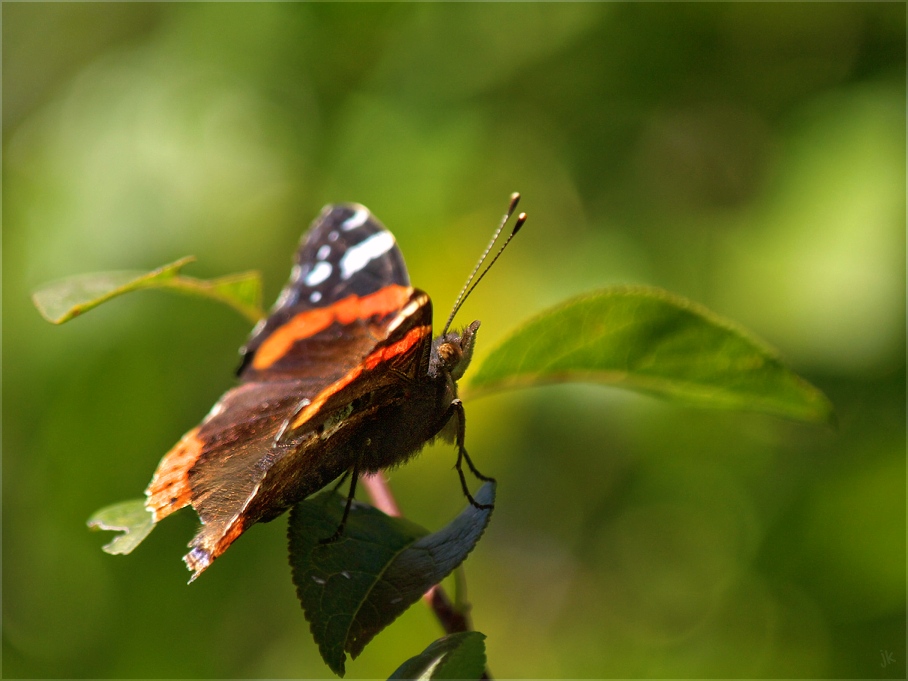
436,341,463,372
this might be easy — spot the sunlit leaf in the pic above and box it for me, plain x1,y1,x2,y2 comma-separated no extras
389,631,487,680
288,483,495,676
32,256,264,324
467,286,834,424
204,272,263,319
87,498,156,555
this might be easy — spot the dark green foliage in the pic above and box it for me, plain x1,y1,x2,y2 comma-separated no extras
389,632,487,680
287,484,495,675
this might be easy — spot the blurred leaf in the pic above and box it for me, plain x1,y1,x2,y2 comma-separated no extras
288,483,496,676
32,256,264,324
467,286,835,424
389,631,487,680
87,498,156,555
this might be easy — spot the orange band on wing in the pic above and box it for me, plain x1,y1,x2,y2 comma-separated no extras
145,426,203,522
252,285,413,370
289,324,430,430
363,326,430,370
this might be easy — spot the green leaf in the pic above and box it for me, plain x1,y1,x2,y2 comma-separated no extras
87,498,156,555
288,483,496,677
32,256,264,324
467,286,834,425
389,631,487,680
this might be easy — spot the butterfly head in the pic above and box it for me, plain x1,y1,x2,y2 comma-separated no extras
430,320,480,382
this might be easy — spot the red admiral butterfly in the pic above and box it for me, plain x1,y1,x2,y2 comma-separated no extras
146,195,525,581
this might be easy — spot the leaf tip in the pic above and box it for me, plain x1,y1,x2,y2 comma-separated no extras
30,291,67,324
87,498,157,556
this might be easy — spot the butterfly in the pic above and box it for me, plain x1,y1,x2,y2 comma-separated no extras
145,196,525,581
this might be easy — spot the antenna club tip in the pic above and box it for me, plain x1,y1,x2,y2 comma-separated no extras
513,212,527,234
507,192,521,215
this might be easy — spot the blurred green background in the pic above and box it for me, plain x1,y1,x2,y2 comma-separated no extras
3,4,905,678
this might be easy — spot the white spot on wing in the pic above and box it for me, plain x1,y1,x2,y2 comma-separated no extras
341,207,370,231
340,231,395,280
304,261,333,286
316,244,331,260
309,290,322,303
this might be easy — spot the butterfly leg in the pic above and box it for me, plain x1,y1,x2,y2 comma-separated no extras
449,399,495,510
320,461,360,544
330,468,352,493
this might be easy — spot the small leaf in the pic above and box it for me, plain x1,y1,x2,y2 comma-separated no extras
32,257,195,323
204,271,263,316
87,498,156,555
467,286,834,425
388,631,487,680
32,257,264,324
288,483,495,676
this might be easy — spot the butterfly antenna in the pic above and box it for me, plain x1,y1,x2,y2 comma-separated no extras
442,192,527,336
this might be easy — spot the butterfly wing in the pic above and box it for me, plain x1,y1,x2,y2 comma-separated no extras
145,205,433,579
238,203,411,383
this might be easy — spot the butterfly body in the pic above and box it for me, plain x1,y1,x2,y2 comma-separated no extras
145,204,484,580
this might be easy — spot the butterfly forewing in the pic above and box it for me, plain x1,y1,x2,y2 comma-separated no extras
239,204,411,382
